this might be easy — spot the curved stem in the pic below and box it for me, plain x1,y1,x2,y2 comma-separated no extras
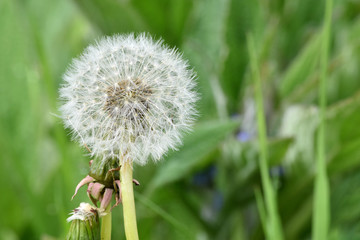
120,161,139,240
101,205,112,240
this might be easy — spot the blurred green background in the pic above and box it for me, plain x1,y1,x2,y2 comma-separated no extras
1,0,360,239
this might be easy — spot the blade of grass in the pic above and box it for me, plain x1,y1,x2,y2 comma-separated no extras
135,193,192,238
148,120,239,192
312,0,332,239
247,33,284,240
254,188,267,235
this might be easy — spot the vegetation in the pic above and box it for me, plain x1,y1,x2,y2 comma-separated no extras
1,0,360,239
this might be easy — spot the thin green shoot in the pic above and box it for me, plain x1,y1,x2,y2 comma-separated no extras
312,0,333,239
247,33,284,240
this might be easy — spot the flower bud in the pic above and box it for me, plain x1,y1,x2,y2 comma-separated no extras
66,203,100,240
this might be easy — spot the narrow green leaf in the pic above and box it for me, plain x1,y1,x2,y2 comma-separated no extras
328,139,360,175
312,0,332,239
182,0,231,119
279,34,321,98
135,193,191,237
247,33,284,240
74,0,148,34
221,0,263,112
268,138,293,166
148,120,239,191
254,188,267,236
284,195,313,239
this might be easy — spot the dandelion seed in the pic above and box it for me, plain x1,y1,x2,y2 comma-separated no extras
59,34,197,165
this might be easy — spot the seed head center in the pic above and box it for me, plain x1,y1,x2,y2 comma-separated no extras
104,79,152,118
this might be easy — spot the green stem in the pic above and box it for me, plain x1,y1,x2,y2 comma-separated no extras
101,205,112,240
312,0,332,239
121,161,139,240
247,33,284,240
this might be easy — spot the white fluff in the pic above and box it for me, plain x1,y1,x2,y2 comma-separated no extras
59,34,197,165
67,203,97,222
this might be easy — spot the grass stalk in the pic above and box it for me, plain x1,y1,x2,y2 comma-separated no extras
121,161,139,240
247,33,284,240
312,0,332,239
101,205,112,240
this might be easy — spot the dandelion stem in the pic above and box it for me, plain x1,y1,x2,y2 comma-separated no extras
121,161,139,240
101,205,112,240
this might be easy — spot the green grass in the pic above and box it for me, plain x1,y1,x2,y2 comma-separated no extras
1,0,360,239
247,33,283,240
312,0,332,239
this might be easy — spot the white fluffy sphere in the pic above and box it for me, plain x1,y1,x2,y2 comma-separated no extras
59,34,197,165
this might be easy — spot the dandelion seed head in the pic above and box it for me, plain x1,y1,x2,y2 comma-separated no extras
60,34,198,165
